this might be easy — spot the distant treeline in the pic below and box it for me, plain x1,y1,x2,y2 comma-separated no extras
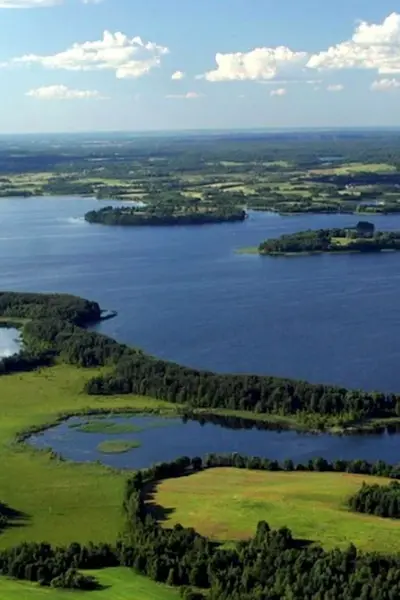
84,205,246,226
258,228,400,255
349,481,400,519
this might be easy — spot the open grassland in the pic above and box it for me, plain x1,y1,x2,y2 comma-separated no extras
0,567,179,599
151,468,400,552
0,365,175,548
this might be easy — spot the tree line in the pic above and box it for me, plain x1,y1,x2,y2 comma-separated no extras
349,481,400,519
84,352,400,422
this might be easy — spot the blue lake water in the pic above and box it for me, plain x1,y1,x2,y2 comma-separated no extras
3,195,400,465
1,196,400,391
28,415,400,469
0,328,21,357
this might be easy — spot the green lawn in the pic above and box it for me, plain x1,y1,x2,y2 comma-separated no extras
0,568,179,599
151,468,400,552
0,365,175,548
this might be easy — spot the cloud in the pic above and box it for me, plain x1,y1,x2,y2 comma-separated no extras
171,70,185,80
9,31,169,79
26,84,105,99
326,84,344,92
270,87,287,97
166,91,203,99
202,46,308,82
307,12,400,74
371,78,400,91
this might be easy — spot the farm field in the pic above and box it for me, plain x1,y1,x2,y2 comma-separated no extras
150,468,400,552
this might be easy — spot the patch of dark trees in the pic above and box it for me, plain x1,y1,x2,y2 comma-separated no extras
0,292,101,326
258,228,400,255
308,172,400,186
349,481,400,519
84,205,246,226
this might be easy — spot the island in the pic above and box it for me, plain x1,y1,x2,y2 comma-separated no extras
245,221,400,256
84,205,246,226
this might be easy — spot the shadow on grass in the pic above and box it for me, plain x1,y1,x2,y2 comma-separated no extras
0,503,30,532
143,481,176,523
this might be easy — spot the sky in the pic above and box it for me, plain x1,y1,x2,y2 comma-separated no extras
2,0,400,133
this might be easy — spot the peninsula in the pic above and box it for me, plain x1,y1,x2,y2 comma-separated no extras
245,221,400,256
85,205,246,226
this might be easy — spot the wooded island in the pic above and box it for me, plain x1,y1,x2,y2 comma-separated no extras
253,222,400,255
85,205,246,226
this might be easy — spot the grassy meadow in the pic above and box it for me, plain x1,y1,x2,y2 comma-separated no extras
0,364,175,548
0,568,179,599
151,468,400,552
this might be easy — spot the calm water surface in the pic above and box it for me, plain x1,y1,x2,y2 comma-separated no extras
1,196,400,391
28,415,400,469
0,328,21,357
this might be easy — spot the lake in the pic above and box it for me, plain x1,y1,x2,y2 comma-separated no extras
0,327,21,357
27,414,400,469
1,196,400,391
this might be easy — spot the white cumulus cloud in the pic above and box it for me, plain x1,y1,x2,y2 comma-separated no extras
26,84,105,99
202,46,308,82
326,84,344,92
270,87,287,96
10,31,169,79
171,70,185,80
166,91,203,99
307,12,400,75
371,78,400,91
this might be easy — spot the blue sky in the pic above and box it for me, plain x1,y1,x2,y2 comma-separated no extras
1,0,400,133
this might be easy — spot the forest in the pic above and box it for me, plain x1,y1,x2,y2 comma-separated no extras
349,481,400,519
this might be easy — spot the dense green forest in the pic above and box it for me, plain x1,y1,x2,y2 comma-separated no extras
349,481,400,519
84,204,246,226
257,225,400,255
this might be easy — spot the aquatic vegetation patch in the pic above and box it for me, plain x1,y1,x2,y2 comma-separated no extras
97,439,141,454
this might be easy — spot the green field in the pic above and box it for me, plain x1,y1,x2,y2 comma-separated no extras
0,365,175,548
151,468,400,552
0,568,179,599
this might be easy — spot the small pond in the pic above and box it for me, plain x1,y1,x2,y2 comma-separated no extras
0,327,21,357
27,414,400,470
